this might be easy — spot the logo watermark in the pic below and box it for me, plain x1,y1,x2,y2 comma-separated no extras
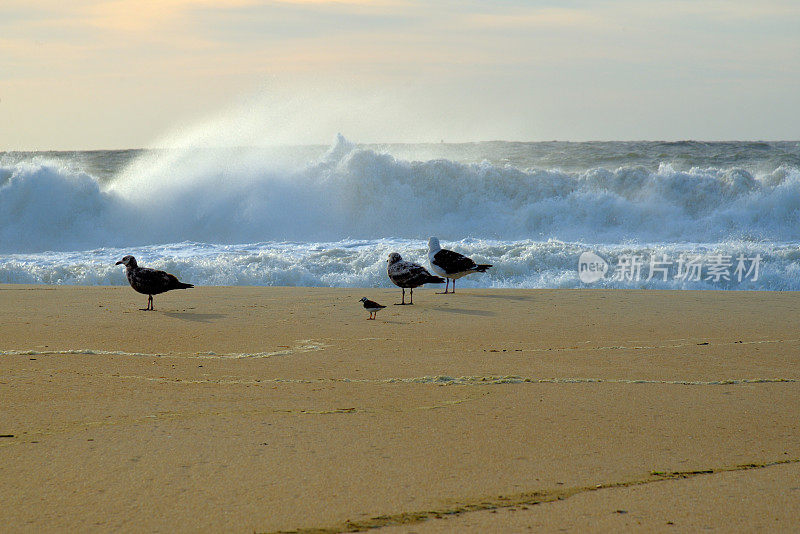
578,251,609,283
578,252,762,284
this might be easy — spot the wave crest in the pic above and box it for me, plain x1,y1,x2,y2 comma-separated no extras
2,137,800,253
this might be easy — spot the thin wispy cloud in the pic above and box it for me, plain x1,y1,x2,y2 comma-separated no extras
0,0,798,148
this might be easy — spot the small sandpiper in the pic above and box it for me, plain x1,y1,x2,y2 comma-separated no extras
359,297,386,320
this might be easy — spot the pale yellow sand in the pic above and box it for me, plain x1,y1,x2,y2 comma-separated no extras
1,285,798,532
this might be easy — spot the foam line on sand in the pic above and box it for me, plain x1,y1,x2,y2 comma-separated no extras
269,459,800,534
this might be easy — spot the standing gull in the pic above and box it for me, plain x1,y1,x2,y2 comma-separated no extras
359,297,386,320
427,237,492,294
387,252,445,305
116,255,194,311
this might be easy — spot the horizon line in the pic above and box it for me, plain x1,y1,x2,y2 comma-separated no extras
3,138,799,153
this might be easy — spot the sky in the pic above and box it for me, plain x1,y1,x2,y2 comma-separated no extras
1,0,799,149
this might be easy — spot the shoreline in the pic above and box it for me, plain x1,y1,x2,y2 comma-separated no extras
2,285,799,531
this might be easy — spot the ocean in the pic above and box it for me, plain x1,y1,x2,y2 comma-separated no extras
2,136,799,290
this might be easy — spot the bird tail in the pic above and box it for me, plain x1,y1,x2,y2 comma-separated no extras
176,282,194,289
427,275,446,284
475,264,492,273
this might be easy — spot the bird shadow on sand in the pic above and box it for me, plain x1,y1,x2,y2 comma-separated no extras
430,307,496,317
469,293,533,301
162,311,226,323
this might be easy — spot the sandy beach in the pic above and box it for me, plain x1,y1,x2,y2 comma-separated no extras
1,285,798,532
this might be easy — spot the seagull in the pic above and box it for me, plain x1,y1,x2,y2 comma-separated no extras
115,255,194,311
387,252,445,305
427,237,492,294
359,297,386,320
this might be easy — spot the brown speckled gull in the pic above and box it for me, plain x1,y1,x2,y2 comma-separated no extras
386,252,444,305
115,255,194,311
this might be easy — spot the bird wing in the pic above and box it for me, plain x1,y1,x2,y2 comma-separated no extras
130,267,175,295
389,260,433,287
433,248,477,274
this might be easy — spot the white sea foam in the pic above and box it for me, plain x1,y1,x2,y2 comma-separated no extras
0,238,798,289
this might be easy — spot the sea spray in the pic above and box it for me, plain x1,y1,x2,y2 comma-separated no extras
3,137,800,252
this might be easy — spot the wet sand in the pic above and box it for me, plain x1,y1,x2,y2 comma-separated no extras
1,285,799,532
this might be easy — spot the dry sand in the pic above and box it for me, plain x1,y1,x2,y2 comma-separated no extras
1,285,798,532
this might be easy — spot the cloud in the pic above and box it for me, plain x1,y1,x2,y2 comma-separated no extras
462,8,602,30
92,1,271,32
1,0,798,148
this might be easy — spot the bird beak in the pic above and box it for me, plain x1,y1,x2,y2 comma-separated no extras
115,260,122,265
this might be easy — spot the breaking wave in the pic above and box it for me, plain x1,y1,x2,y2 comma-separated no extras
2,135,800,254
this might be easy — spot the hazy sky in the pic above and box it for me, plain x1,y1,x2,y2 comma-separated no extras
2,0,799,149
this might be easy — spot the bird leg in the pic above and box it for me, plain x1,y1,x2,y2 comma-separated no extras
452,279,456,294
140,295,155,311
395,288,411,305
437,279,451,294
